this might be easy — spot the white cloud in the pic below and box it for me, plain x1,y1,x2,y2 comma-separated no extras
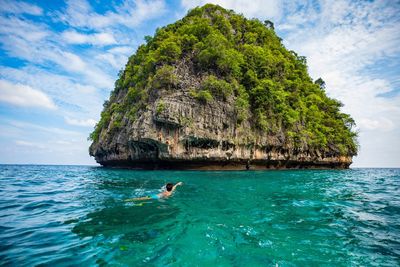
0,16,48,42
65,117,97,127
96,52,131,69
0,15,114,89
0,16,50,62
358,117,395,132
97,46,134,68
58,52,87,72
58,0,167,29
49,50,114,89
108,46,133,56
0,1,43,16
0,66,105,120
62,30,117,46
180,0,281,20
0,79,57,109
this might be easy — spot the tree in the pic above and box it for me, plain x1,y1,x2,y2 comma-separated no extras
315,78,326,89
152,65,178,90
263,20,274,30
144,35,153,43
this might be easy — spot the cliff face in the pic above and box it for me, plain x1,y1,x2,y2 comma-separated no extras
89,4,357,169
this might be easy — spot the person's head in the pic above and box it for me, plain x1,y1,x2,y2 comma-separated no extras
166,183,174,192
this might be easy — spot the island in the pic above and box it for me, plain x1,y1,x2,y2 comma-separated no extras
89,4,358,170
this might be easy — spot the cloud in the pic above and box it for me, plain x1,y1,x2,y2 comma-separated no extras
55,52,114,88
180,0,281,20
96,46,135,68
0,1,43,16
108,46,134,56
0,16,48,41
0,16,50,61
0,79,57,109
57,52,87,72
358,117,395,132
57,0,167,29
65,117,97,127
0,66,105,120
62,30,117,46
118,0,167,27
0,15,114,89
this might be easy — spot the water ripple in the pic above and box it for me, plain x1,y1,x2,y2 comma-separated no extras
0,166,399,266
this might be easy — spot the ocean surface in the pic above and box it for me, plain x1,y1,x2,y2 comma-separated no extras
0,165,399,266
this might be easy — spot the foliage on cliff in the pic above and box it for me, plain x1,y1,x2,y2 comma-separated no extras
89,4,358,156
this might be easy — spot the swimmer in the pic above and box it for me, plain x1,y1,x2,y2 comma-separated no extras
125,182,183,202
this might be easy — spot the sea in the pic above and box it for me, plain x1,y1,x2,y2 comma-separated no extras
0,165,399,266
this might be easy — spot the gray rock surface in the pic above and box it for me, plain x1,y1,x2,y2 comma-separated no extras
89,59,352,170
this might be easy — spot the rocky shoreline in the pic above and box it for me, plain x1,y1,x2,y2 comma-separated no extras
97,159,351,170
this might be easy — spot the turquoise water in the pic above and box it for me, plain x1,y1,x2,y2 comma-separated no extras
0,166,399,266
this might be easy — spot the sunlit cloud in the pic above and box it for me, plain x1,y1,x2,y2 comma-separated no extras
0,80,57,109
62,30,117,46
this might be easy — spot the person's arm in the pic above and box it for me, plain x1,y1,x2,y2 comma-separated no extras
172,182,183,192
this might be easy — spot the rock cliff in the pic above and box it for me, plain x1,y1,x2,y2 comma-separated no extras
89,4,357,169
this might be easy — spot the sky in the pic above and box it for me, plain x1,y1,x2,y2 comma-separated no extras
0,0,399,167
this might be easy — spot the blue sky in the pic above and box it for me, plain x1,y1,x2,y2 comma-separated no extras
0,0,399,167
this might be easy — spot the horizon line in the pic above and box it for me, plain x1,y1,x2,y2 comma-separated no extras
0,163,399,169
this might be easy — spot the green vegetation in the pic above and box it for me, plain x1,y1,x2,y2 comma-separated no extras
156,101,166,114
90,4,358,156
190,88,214,103
152,65,178,90
235,85,250,123
200,75,234,101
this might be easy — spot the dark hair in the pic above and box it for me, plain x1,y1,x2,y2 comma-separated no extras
166,183,174,191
